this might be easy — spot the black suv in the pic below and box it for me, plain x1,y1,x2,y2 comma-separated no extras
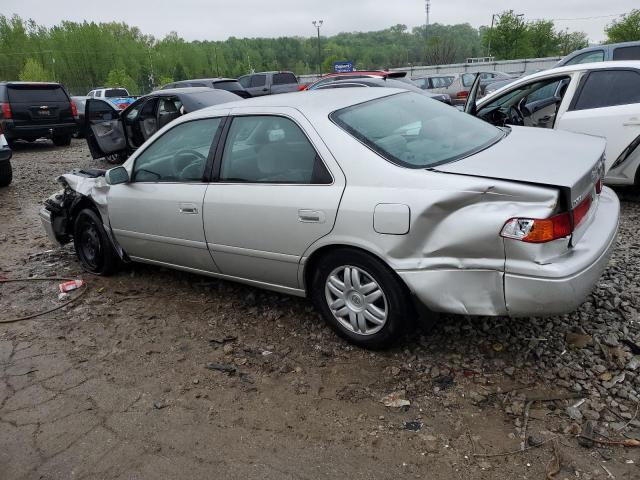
0,82,77,146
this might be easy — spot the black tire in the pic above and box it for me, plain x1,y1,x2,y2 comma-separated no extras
0,161,12,187
52,134,72,147
73,208,120,275
310,248,410,349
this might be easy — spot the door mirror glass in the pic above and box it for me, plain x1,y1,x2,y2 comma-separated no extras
107,166,129,185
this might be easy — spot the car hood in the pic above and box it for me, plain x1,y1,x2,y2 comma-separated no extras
433,126,605,207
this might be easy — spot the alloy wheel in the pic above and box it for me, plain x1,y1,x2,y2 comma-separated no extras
324,265,388,336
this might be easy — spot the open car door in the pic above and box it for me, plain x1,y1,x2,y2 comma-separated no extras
463,73,481,115
85,99,127,159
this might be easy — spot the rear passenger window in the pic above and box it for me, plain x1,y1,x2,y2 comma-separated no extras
220,116,331,184
250,75,267,88
573,70,640,110
273,73,297,85
565,50,605,65
613,46,640,61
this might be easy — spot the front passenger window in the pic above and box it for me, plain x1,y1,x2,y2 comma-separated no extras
133,118,221,183
220,116,332,184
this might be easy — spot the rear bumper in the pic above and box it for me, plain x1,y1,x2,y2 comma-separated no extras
2,121,77,140
504,187,619,316
398,187,619,317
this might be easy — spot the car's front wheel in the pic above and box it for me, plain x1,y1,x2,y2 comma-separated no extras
311,249,410,349
73,208,119,275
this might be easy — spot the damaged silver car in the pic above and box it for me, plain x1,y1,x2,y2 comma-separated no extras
40,88,619,348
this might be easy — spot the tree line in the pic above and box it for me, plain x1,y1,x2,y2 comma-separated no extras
1,9,639,95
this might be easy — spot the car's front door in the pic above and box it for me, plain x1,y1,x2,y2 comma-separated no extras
556,68,640,173
202,108,346,289
85,99,127,159
107,116,226,272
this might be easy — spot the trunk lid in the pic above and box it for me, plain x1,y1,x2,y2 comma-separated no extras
434,126,605,244
7,84,74,125
434,126,604,208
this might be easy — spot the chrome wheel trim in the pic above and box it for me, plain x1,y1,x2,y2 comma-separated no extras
324,265,388,336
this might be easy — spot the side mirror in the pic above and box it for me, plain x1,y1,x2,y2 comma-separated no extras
106,166,129,185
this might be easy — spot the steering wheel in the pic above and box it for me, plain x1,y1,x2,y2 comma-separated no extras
507,105,525,126
173,149,206,178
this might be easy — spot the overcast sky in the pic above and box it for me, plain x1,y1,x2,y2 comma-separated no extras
3,0,637,43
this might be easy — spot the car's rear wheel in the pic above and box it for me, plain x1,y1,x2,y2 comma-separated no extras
0,161,12,187
310,249,410,349
73,208,119,275
52,134,71,146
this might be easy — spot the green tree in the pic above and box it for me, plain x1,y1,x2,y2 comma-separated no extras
106,67,137,94
173,62,187,81
527,20,558,58
557,30,589,56
606,10,640,43
157,75,174,87
19,58,50,81
484,11,530,59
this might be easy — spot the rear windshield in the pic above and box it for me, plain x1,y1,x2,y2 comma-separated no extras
8,85,68,103
214,81,244,91
330,92,503,168
105,88,129,97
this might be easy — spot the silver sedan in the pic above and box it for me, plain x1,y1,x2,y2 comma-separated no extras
40,88,619,348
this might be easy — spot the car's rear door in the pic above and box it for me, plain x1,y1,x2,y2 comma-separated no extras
202,107,346,289
244,74,269,97
557,68,640,173
7,83,74,128
107,115,227,271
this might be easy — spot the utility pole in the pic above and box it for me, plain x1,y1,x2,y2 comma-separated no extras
425,0,431,63
312,20,323,76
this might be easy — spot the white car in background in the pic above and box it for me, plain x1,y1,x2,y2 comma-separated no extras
465,61,640,186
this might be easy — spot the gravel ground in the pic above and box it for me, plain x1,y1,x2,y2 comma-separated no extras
1,139,639,479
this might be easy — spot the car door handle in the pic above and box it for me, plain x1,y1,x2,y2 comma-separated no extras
623,120,640,126
298,209,325,223
179,203,199,215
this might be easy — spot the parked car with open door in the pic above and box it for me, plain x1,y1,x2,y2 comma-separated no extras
85,87,240,163
465,61,640,186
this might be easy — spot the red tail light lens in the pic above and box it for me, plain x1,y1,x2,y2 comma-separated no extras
501,195,593,243
456,91,469,99
70,101,78,117
1,103,12,119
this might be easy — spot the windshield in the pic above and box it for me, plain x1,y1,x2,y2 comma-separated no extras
105,88,129,97
331,92,503,168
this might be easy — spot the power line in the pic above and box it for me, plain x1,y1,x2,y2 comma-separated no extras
531,13,625,22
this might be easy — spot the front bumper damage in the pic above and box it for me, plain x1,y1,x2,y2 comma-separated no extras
39,169,125,258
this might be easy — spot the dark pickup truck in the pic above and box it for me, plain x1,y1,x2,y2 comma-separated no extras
0,82,77,146
237,71,299,97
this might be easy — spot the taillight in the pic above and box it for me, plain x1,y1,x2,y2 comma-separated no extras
1,103,11,119
501,195,593,243
70,101,78,117
117,103,127,110
456,91,469,99
298,84,308,91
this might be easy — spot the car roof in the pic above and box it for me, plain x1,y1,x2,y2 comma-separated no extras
515,60,640,79
0,81,62,86
479,60,640,103
151,87,220,95
195,87,402,117
174,78,237,83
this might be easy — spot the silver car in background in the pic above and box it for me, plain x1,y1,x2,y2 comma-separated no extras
40,89,619,348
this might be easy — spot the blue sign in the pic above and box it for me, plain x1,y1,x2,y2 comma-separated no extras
333,61,354,73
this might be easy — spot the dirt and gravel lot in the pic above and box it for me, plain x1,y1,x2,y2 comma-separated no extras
1,139,640,479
